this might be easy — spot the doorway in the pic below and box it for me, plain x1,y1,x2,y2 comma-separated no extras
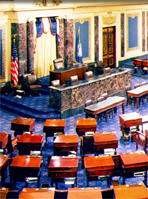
103,26,116,68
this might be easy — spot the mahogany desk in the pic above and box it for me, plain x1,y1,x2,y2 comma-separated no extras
120,151,148,186
19,188,55,199
48,156,78,188
0,155,9,186
119,112,142,136
17,133,45,155
67,187,102,199
94,132,118,154
113,182,148,199
84,96,125,119
127,84,148,109
10,155,42,188
76,118,97,136
133,59,148,74
50,64,87,85
84,155,115,186
0,187,9,199
53,134,79,155
0,132,8,152
11,117,35,136
43,119,65,143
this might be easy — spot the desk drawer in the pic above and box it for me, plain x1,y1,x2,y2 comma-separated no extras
49,172,76,178
87,169,113,177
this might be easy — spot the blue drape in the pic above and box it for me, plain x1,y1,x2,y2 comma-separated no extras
36,18,44,38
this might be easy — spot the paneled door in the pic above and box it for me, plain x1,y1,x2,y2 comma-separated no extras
103,27,116,68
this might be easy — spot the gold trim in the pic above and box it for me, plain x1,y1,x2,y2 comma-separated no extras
74,17,91,62
75,91,82,103
103,15,116,25
126,13,140,52
118,78,125,89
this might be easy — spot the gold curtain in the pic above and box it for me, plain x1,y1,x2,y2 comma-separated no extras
34,17,57,78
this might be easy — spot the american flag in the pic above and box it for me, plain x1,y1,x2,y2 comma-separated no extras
11,38,18,87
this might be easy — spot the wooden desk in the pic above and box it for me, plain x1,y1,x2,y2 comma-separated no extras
53,134,79,155
0,187,9,199
120,151,148,185
50,64,87,85
119,112,142,136
17,134,45,155
94,132,118,154
0,155,9,186
133,59,148,74
76,118,97,136
84,96,125,119
127,84,148,109
10,155,42,188
43,119,65,143
84,155,115,186
67,187,102,199
113,182,148,199
11,117,35,136
48,156,78,188
0,132,8,152
19,188,55,199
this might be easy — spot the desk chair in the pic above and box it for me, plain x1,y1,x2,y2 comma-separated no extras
85,71,93,79
6,190,19,199
101,187,114,199
51,79,60,87
70,75,78,84
25,74,42,97
81,135,95,157
54,190,68,199
85,99,93,107
53,58,64,69
131,131,146,153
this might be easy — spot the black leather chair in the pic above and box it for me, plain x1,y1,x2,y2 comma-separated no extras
53,58,64,70
25,74,42,96
81,135,95,157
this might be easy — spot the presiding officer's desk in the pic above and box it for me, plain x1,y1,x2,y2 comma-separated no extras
50,63,87,85
49,68,132,118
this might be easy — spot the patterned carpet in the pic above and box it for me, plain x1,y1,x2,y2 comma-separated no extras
0,59,148,195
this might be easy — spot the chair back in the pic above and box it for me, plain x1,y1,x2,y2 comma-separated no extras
101,92,108,100
70,75,78,83
27,75,37,85
83,135,95,154
53,58,64,69
54,190,68,199
85,99,93,107
85,71,93,79
134,83,140,89
6,190,19,199
51,79,60,87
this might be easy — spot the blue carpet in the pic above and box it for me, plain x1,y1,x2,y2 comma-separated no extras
0,63,148,195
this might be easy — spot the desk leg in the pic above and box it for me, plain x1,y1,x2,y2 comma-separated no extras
136,98,139,109
121,103,124,114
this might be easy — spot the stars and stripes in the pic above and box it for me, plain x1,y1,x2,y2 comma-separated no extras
11,38,18,87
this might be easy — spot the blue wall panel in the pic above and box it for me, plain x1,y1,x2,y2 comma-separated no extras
128,16,138,49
